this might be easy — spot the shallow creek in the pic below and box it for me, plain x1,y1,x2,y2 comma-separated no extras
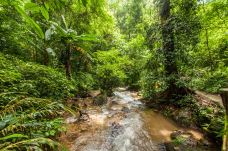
63,90,203,151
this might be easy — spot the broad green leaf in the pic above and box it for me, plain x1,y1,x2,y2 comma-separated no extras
40,6,49,20
74,34,97,41
24,2,40,12
15,6,44,39
44,2,50,10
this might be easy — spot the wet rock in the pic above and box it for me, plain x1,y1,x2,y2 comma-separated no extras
145,102,159,108
65,117,78,124
199,139,210,146
93,93,108,106
79,110,90,121
121,106,130,113
174,110,193,127
166,130,210,151
111,100,119,105
115,87,127,91
88,90,101,97
171,130,198,146
80,126,88,132
157,143,167,151
170,130,183,140
110,122,123,137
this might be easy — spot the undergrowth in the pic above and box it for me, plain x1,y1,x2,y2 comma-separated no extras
0,54,76,150
0,53,76,100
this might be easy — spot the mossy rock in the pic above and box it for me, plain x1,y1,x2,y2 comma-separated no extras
166,130,213,151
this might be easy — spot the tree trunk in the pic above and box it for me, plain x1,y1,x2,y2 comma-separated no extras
43,40,49,66
160,0,187,100
65,43,72,80
220,88,228,151
43,49,49,65
202,2,213,70
161,0,177,74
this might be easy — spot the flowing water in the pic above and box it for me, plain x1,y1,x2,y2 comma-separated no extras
66,90,203,151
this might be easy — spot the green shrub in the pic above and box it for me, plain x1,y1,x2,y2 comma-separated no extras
190,67,228,93
195,105,224,144
140,72,167,99
174,95,196,108
75,72,95,97
0,53,76,99
0,93,71,150
0,53,77,150
172,136,186,145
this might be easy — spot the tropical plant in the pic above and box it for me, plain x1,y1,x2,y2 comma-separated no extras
0,93,74,150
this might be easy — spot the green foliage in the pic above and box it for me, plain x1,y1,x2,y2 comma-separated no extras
0,53,76,99
93,49,131,94
124,34,149,89
140,50,167,98
174,95,196,108
185,0,228,93
140,72,167,99
75,72,95,96
190,67,228,93
193,103,225,143
0,94,70,150
0,54,75,150
1,0,228,148
14,5,45,39
172,136,186,145
201,112,224,140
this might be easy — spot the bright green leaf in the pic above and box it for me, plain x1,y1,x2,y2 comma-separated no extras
24,2,40,12
15,6,44,39
40,6,49,20
0,134,28,141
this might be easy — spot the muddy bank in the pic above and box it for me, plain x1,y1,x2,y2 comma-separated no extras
145,93,223,150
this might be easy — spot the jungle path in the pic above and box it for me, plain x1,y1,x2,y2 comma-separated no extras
60,89,204,151
195,90,223,107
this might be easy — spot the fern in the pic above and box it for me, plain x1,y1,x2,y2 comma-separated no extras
0,95,74,150
0,138,59,151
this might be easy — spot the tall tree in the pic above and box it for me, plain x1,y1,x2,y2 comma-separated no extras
160,0,178,99
159,0,193,100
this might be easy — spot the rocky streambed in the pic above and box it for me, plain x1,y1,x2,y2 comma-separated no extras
59,89,218,151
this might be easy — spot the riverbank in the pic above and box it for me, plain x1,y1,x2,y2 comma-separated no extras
145,91,224,150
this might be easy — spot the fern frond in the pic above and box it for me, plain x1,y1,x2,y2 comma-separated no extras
0,137,59,151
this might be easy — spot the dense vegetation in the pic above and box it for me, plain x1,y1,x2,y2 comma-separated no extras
0,0,227,150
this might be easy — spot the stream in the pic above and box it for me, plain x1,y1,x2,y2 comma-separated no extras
64,89,204,151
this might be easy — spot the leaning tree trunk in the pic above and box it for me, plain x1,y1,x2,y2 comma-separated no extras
160,0,187,100
65,43,72,80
